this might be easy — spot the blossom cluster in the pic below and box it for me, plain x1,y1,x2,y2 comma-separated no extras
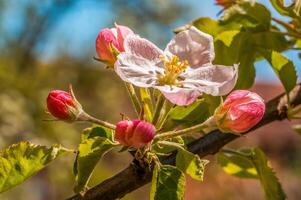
46,24,265,148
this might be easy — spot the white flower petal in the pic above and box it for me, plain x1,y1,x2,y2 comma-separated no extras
164,26,215,68
163,90,201,106
124,35,163,63
182,64,238,96
153,85,182,94
115,53,164,87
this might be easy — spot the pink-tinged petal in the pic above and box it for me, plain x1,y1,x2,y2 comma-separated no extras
131,121,156,148
215,90,265,134
114,120,155,148
115,24,134,51
162,90,201,106
182,64,238,96
96,28,120,62
115,53,163,88
164,26,215,68
124,35,164,63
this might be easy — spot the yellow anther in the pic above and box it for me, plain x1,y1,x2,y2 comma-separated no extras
158,55,188,85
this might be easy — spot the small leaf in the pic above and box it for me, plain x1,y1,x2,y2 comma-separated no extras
73,126,116,193
0,142,68,193
261,50,297,93
176,149,209,181
150,165,185,200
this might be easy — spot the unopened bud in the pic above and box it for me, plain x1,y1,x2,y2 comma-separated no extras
115,120,156,148
46,87,82,121
95,24,133,67
215,90,265,134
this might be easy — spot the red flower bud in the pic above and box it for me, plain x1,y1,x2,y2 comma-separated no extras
47,88,82,121
215,90,265,134
96,24,134,67
115,120,156,148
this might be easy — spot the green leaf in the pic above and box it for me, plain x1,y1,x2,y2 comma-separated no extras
292,124,301,135
252,31,292,52
261,50,297,93
73,126,116,193
176,148,209,181
218,150,258,179
193,17,241,37
140,88,153,121
215,30,241,47
214,31,256,89
150,165,185,200
250,148,286,200
0,142,68,193
221,2,271,31
218,148,286,200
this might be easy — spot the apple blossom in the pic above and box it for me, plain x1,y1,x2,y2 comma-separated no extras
215,90,265,134
114,26,238,106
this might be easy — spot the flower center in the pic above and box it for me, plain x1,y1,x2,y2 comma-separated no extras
158,55,188,85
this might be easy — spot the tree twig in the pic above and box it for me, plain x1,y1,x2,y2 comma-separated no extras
67,84,301,200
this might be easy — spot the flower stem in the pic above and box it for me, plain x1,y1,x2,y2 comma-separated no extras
152,94,165,125
221,148,250,157
157,101,173,130
154,123,206,141
272,17,296,32
125,83,141,116
78,112,116,130
269,29,301,39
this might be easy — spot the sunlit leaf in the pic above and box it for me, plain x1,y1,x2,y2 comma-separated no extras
150,165,185,200
0,142,69,193
73,126,116,194
214,31,256,89
176,148,209,181
251,148,287,200
218,150,258,179
261,50,297,93
218,148,286,200
215,30,241,47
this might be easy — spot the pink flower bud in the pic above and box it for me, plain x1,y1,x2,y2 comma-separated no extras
115,120,156,148
47,89,82,121
96,24,134,66
215,90,265,134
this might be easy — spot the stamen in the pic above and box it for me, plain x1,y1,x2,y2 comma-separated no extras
158,55,188,86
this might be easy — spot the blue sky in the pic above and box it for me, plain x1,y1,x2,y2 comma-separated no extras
2,0,300,83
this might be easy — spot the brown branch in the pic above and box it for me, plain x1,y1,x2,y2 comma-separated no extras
67,84,301,200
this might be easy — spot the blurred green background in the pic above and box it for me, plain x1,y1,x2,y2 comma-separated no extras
0,0,300,199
